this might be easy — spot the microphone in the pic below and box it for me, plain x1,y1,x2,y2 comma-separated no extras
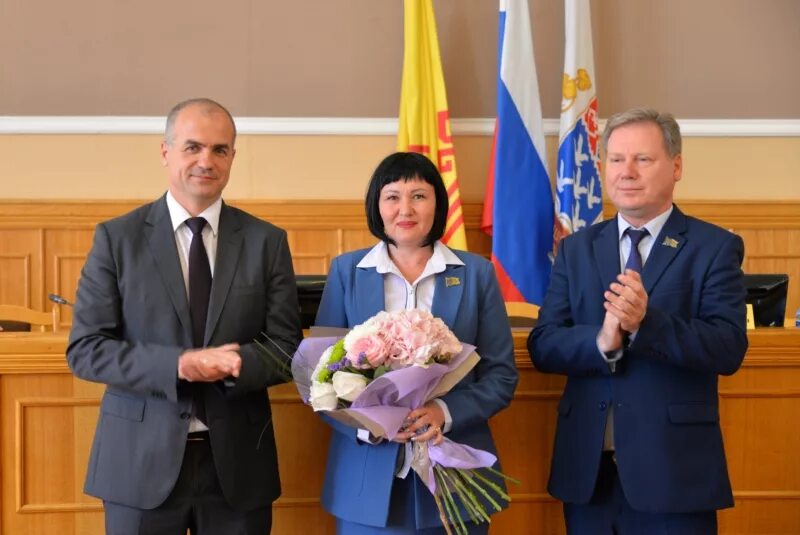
48,293,74,307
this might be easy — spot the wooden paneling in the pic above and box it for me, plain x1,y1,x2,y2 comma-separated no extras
44,228,94,329
716,329,800,534
1,330,798,534
1,200,799,326
0,360,105,535
0,229,41,309
269,383,336,534
16,398,101,512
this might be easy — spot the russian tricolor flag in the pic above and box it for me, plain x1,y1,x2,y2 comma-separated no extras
481,0,554,306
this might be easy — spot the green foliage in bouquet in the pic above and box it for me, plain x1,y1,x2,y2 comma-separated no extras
315,339,346,383
254,333,294,382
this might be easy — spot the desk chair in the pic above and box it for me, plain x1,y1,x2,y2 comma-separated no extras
0,305,58,332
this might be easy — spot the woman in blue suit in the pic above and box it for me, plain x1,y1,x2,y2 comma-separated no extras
314,152,518,534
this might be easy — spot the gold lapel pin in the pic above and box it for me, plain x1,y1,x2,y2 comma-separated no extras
445,276,461,287
662,236,679,248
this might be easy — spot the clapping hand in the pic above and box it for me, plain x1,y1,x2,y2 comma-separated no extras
178,343,241,382
604,269,648,334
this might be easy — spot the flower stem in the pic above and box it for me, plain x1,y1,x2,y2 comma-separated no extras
470,468,513,502
482,465,522,486
434,466,468,534
458,469,503,513
440,467,488,524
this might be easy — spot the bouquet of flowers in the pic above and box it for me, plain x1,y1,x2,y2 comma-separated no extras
291,309,516,535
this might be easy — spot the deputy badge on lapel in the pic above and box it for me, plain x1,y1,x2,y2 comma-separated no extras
662,236,679,248
445,276,461,287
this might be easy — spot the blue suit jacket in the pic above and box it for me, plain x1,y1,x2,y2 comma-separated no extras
529,206,748,513
314,246,518,528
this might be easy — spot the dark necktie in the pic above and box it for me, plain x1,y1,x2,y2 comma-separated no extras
186,217,211,348
624,228,649,273
185,217,211,424
604,227,650,449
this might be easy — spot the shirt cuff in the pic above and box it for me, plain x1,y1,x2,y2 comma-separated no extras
397,443,413,479
597,341,623,373
627,330,639,344
432,398,453,433
356,428,383,444
599,346,624,364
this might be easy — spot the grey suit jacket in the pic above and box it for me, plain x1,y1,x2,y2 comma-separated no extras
67,195,301,511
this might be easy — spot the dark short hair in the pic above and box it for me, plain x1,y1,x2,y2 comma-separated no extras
164,98,237,145
365,152,449,247
601,107,681,157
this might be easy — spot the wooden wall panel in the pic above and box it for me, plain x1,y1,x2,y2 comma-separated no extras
340,229,379,258
17,399,100,511
490,501,565,534
44,229,95,329
717,331,800,534
286,229,339,275
1,373,104,535
0,198,798,321
0,229,42,309
723,395,800,488
720,500,800,535
0,254,32,307
269,383,336,534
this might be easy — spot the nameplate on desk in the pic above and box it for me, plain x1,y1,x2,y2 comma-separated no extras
746,303,755,330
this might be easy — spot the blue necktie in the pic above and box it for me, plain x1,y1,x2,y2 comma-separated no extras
604,227,650,450
185,217,211,423
624,228,649,273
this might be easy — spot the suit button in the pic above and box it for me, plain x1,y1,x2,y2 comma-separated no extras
599,401,607,411
180,412,191,420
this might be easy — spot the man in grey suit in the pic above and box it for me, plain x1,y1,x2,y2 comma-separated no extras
67,98,301,534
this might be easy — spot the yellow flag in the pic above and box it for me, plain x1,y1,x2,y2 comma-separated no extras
397,0,467,250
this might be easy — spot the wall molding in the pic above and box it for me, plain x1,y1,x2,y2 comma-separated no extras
1,116,799,137
2,199,799,229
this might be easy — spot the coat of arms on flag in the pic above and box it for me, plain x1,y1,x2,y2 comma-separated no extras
556,0,603,240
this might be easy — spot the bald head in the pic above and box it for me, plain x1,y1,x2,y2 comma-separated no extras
164,98,237,146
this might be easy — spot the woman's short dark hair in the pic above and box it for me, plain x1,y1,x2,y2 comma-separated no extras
365,152,449,247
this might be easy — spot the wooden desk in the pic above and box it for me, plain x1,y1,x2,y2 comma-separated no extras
1,328,799,534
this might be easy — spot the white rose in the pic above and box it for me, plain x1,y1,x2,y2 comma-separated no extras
310,381,338,411
332,371,369,402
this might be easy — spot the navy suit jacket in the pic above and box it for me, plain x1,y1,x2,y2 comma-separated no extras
314,246,518,528
529,206,747,513
67,196,301,511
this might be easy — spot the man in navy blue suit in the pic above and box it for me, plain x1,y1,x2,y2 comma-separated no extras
529,108,747,534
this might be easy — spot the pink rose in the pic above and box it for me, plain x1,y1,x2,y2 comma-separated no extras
346,334,389,369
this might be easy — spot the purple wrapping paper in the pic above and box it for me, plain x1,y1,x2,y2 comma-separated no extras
420,439,498,494
292,336,478,439
291,336,498,492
